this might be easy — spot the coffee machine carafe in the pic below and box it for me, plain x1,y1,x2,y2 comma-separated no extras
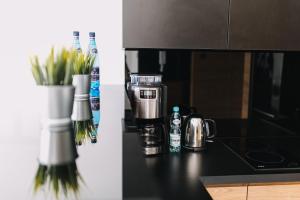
127,74,168,155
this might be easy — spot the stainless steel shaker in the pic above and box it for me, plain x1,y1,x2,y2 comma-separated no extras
183,114,217,151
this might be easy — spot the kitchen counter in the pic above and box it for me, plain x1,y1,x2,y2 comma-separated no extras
123,131,212,200
0,85,124,200
123,132,162,200
123,117,300,200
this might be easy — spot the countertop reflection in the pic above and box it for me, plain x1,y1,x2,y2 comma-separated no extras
0,85,124,200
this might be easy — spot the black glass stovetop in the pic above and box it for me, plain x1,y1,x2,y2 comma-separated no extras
221,137,300,171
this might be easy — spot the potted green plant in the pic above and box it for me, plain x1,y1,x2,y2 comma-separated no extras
71,53,97,145
31,48,82,199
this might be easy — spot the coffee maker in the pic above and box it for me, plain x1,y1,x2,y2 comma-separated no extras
127,74,168,155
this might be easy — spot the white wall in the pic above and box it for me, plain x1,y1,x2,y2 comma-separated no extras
0,0,123,199
0,0,124,86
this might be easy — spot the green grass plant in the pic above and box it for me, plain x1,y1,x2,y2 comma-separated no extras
34,162,82,199
74,120,97,145
30,48,76,85
73,53,95,75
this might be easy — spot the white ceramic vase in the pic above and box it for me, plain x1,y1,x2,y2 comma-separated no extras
71,74,92,121
38,86,78,165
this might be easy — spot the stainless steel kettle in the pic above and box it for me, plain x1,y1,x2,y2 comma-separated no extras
183,114,217,151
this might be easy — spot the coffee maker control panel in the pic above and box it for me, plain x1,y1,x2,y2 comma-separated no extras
140,90,156,99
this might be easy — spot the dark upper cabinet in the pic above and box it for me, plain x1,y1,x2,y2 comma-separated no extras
123,0,229,49
124,0,300,50
229,0,300,50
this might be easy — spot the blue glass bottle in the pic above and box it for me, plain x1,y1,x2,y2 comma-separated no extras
72,31,82,53
88,32,100,129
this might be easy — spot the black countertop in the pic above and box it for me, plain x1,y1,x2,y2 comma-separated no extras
123,132,162,200
123,116,300,199
123,131,212,200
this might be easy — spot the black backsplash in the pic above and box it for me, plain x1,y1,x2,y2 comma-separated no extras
251,52,300,134
126,50,300,135
137,50,191,81
136,50,192,111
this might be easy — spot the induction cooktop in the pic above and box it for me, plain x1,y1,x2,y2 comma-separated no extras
221,137,300,171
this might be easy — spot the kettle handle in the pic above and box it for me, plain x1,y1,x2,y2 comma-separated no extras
204,119,217,139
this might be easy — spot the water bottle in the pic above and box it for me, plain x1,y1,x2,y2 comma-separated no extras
88,32,100,129
169,106,181,152
72,31,82,53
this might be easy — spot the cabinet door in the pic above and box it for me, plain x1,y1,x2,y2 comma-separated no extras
123,0,229,49
229,0,300,50
248,184,300,200
206,186,247,200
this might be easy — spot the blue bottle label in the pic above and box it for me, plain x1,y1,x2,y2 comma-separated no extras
90,83,99,97
91,68,99,81
90,97,100,110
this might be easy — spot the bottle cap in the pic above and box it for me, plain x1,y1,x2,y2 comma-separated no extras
89,32,96,37
73,31,79,36
173,106,179,112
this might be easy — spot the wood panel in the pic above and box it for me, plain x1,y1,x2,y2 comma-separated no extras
241,53,251,119
248,184,300,200
206,186,247,200
190,52,245,119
